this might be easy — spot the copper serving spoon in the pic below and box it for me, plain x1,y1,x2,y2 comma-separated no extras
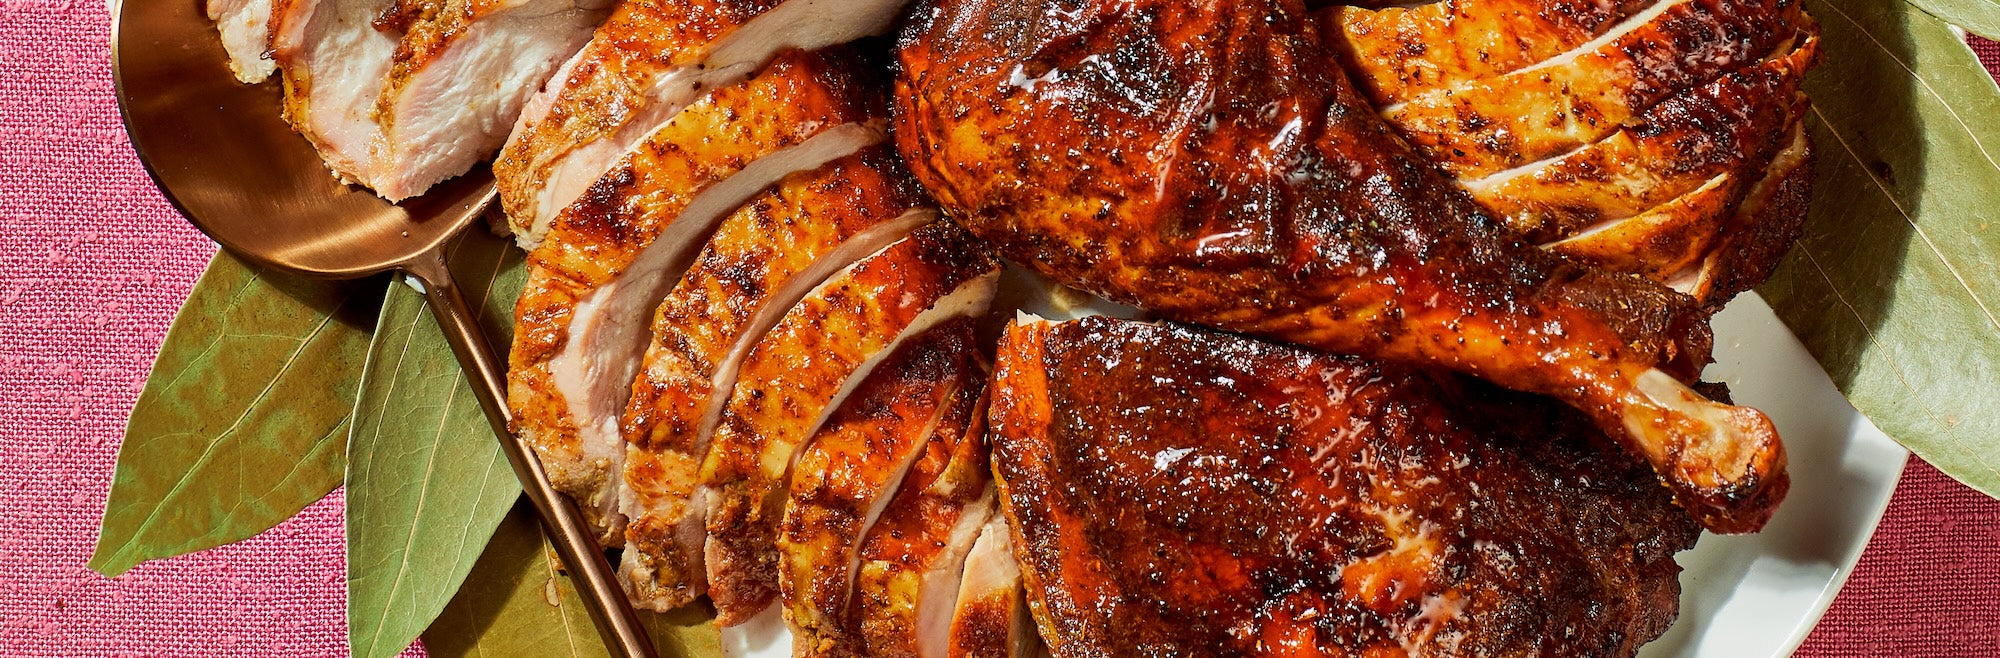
110,2,655,656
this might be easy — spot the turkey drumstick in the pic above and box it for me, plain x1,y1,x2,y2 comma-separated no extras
894,0,1786,532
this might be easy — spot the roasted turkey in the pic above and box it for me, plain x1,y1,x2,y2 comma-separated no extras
508,50,890,545
990,317,1702,656
699,219,999,624
494,0,917,248
270,0,609,200
618,148,938,611
895,0,1804,533
211,0,1827,648
777,321,987,654
1324,0,1820,305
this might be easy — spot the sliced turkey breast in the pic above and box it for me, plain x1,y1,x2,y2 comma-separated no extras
508,52,886,542
1369,0,1800,179
851,409,997,658
1322,2,1820,307
271,0,400,186
946,517,1038,658
270,0,607,199
618,150,935,611
209,0,278,83
1463,34,1816,244
494,0,913,248
1682,118,1813,303
699,220,1001,625
1327,0,1650,105
779,332,986,656
368,0,613,200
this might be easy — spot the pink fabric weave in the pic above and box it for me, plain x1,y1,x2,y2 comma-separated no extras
0,1,1993,655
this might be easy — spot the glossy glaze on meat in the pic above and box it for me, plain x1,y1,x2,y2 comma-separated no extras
509,52,879,542
698,220,1000,624
895,0,1787,532
990,317,1701,656
850,388,996,658
494,0,913,247
1343,0,1801,180
779,322,986,656
616,146,931,611
1323,1,1820,305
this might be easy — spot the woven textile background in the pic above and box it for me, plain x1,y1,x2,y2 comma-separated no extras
0,0,1994,655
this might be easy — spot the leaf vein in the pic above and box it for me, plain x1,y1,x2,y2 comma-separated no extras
1810,105,2000,335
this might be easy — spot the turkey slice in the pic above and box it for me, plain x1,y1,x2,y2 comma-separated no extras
779,340,987,655
271,0,400,186
1325,0,1645,105
508,53,885,542
367,0,614,200
1371,0,1800,179
618,152,935,611
1462,29,1819,243
1678,118,1813,305
495,0,913,248
700,221,1002,625
209,0,278,83
947,517,1040,658
851,413,997,658
1545,172,1741,281
270,0,606,200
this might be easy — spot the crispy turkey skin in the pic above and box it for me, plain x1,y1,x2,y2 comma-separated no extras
990,318,1701,657
894,0,1788,533
1323,0,1821,305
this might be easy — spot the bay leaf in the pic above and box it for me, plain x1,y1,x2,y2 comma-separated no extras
1901,0,2000,39
345,230,531,658
1761,0,2000,497
422,502,721,658
90,251,382,577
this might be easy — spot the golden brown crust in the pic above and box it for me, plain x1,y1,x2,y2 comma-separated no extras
1694,116,1815,309
1326,0,1649,105
619,146,928,611
990,318,1700,657
493,0,783,227
1355,0,1801,179
507,51,872,539
700,220,1000,624
780,325,986,657
853,389,995,658
895,0,1784,532
1324,4,1821,306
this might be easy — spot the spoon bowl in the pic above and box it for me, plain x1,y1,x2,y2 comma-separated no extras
112,2,653,656
113,0,493,277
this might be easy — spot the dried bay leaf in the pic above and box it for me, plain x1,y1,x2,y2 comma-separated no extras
1902,0,2000,39
90,251,383,577
422,503,721,658
345,230,531,658
1762,0,2000,497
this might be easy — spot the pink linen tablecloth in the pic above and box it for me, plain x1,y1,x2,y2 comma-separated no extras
0,2,1994,655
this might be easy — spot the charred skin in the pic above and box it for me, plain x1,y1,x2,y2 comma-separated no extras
1345,0,1803,179
894,0,1786,532
852,388,995,658
990,318,1701,657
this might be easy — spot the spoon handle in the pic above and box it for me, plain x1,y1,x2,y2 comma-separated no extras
404,249,660,658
